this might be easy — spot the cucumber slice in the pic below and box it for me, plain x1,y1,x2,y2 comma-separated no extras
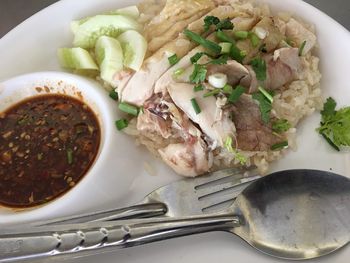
108,6,140,19
95,36,124,85
73,15,142,49
117,30,147,71
71,6,140,34
58,47,99,71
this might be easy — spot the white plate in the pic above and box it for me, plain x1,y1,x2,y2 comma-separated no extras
0,0,350,262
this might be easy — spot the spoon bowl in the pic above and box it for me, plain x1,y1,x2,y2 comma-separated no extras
232,169,350,260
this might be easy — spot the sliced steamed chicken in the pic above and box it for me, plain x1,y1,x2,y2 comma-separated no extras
145,0,215,55
118,5,239,106
159,139,211,177
167,82,236,147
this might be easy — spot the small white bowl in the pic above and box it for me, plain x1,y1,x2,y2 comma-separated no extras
0,71,114,220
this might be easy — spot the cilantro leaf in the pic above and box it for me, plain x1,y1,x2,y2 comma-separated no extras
252,92,273,124
204,16,220,31
317,98,350,151
216,18,234,31
190,64,207,84
321,97,337,122
228,85,245,103
224,137,247,165
272,119,291,133
251,58,267,81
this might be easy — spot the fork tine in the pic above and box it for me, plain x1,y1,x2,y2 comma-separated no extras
192,166,257,188
196,175,261,199
199,191,239,211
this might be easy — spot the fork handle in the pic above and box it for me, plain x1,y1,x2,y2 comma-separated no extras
0,214,241,262
32,203,167,226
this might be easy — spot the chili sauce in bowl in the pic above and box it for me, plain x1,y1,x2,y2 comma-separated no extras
0,94,101,208
0,72,115,218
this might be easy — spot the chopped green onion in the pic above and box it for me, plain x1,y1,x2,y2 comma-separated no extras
230,44,245,63
67,149,73,165
251,58,267,81
234,30,249,39
223,84,233,94
115,119,129,131
258,86,274,103
194,84,204,92
168,54,180,66
219,42,232,54
228,85,245,103
216,30,236,44
190,64,207,84
173,68,185,77
203,89,220,98
286,38,294,47
208,73,228,88
250,32,260,47
118,102,139,116
184,29,222,55
272,119,291,133
191,98,201,115
271,141,289,151
299,40,307,56
109,90,119,101
190,52,206,64
208,55,228,65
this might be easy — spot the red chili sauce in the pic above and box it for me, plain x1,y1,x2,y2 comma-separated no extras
0,94,101,208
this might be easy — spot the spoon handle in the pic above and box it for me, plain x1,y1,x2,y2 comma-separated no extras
0,214,241,262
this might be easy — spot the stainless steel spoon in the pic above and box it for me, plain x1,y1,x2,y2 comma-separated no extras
1,169,350,262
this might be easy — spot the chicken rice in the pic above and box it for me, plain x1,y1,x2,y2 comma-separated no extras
115,0,322,177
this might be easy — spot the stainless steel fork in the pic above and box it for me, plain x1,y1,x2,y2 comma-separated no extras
0,167,261,262
32,167,260,226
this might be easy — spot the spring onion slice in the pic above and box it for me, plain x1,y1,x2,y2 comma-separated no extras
119,102,139,116
109,90,119,101
234,31,249,39
208,73,228,88
271,141,289,151
249,32,260,47
194,84,204,92
219,42,232,54
116,119,129,131
173,68,185,77
168,54,179,66
258,86,274,103
216,30,236,44
299,40,307,56
230,44,245,63
191,98,201,115
184,29,222,55
203,89,220,98
67,149,74,165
